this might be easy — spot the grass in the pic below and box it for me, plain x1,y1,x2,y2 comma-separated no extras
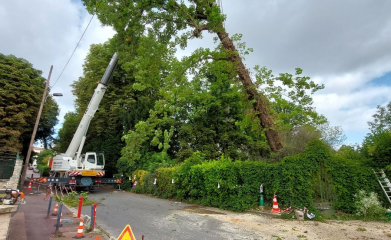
329,212,390,222
56,191,96,207
61,197,96,207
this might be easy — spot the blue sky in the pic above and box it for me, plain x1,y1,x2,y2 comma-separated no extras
1,0,391,147
371,71,391,87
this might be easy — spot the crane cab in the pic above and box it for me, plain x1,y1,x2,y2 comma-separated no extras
79,152,105,170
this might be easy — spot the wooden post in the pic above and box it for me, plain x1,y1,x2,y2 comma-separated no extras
19,66,53,190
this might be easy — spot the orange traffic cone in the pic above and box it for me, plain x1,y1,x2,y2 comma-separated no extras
271,194,281,214
27,181,32,190
52,203,59,216
74,218,85,239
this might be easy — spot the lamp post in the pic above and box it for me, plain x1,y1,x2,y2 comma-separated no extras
19,66,62,190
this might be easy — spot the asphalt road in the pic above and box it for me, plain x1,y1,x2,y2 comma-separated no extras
26,169,40,179
81,186,265,240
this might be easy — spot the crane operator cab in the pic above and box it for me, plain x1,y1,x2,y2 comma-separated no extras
80,152,105,170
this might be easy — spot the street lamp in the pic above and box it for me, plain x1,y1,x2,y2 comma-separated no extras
19,66,63,190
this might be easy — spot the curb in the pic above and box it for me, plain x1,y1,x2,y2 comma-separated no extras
62,202,114,239
247,210,281,217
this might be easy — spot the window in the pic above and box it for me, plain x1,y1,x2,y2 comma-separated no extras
97,153,105,166
87,154,96,164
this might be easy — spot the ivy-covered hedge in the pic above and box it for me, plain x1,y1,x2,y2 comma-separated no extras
126,140,382,212
326,157,385,212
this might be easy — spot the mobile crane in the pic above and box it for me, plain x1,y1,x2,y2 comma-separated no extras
47,53,121,190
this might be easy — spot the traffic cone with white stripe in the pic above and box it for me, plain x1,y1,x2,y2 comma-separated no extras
52,203,59,216
27,181,32,190
74,218,85,239
271,194,281,214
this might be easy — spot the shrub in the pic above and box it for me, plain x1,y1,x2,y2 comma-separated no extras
155,167,178,198
121,140,384,213
326,157,382,213
37,165,51,176
385,165,391,177
354,190,385,219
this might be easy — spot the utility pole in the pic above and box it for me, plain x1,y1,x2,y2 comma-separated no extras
19,66,53,190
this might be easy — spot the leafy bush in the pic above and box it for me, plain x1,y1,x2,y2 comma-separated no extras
354,190,385,219
59,191,95,207
37,165,51,176
36,149,54,176
326,157,382,213
121,140,384,213
36,149,54,165
385,165,391,177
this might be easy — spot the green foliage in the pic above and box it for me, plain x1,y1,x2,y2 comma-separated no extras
84,0,328,155
36,95,59,148
77,1,330,174
80,191,89,200
367,101,391,135
60,191,95,207
119,140,384,213
131,170,148,186
354,190,386,220
0,53,46,153
318,122,347,149
367,131,391,168
336,145,366,161
36,149,54,165
254,66,326,129
37,165,51,176
326,156,382,213
55,112,79,153
273,125,322,160
36,149,55,176
385,165,391,176
362,101,391,168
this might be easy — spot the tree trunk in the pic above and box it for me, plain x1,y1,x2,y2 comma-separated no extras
216,31,282,151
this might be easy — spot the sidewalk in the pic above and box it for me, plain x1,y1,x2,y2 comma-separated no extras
7,183,109,240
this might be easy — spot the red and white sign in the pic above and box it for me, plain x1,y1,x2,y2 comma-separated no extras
117,224,136,240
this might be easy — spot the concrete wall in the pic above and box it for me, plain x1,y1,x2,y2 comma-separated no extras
1,159,23,190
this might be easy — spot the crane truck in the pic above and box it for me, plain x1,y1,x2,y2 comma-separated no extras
47,53,121,190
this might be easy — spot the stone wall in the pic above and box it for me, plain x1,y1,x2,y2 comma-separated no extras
7,159,23,189
0,159,23,189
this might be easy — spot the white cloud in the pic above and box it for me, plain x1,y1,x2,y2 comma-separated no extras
0,0,115,128
313,85,391,143
219,0,391,143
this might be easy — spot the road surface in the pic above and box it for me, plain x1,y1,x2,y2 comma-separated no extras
80,186,391,240
81,186,262,240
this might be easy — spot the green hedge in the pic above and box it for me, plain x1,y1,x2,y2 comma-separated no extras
326,157,385,212
127,140,382,212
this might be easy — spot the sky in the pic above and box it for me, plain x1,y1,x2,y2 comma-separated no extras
1,0,390,146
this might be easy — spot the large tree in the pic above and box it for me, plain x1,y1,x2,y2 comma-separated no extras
367,101,391,136
57,38,166,174
0,53,45,154
83,0,283,151
55,112,79,153
362,101,391,168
